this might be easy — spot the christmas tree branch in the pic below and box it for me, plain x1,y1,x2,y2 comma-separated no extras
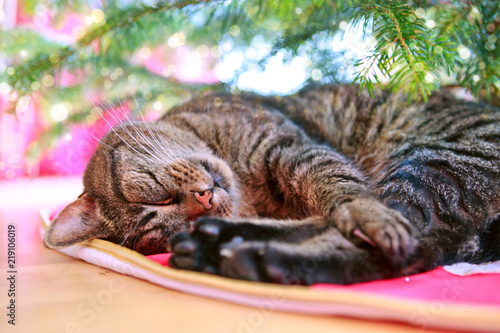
5,0,209,94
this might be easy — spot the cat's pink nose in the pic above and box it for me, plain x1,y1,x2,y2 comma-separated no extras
194,189,213,210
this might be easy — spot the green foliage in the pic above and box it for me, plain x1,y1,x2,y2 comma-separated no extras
437,1,500,99
350,1,455,101
4,0,499,99
3,0,202,93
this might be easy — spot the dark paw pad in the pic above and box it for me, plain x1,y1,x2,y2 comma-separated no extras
219,243,310,285
261,248,307,285
169,216,245,273
219,242,266,281
169,232,204,271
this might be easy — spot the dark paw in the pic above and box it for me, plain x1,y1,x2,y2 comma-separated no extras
169,231,211,273
169,217,306,284
219,241,266,281
169,217,243,273
218,242,314,285
332,198,418,265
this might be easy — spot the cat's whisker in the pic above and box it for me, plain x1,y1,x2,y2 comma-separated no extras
88,96,160,165
156,132,186,164
120,214,148,247
167,136,190,169
124,95,170,160
148,121,181,161
107,98,172,164
139,119,177,163
103,99,153,152
89,131,117,152
98,98,164,165
132,233,139,251
130,94,180,163
120,230,133,247
128,94,192,169
154,126,180,161
96,99,159,163
108,82,163,157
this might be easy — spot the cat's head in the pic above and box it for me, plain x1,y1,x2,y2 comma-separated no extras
44,121,240,254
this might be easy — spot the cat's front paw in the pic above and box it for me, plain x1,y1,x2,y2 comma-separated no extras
168,217,240,273
169,217,297,283
332,198,417,264
170,227,302,283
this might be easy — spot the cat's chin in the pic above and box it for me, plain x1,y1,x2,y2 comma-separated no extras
133,242,170,256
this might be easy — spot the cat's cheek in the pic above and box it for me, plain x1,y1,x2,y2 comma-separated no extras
152,202,207,227
153,206,189,223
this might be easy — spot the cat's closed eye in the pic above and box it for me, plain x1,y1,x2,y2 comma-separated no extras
144,197,176,206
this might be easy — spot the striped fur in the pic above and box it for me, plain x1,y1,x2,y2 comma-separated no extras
44,85,500,284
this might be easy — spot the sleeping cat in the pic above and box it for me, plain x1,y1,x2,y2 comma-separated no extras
44,84,500,285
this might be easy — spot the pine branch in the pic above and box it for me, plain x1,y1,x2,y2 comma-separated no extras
4,0,209,94
448,1,500,98
4,0,499,107
350,0,457,101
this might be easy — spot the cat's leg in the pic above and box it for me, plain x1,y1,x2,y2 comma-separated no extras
169,216,328,272
247,138,417,264
170,218,399,284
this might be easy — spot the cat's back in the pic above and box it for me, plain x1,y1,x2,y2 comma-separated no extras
272,85,499,148
160,85,500,177
261,85,500,178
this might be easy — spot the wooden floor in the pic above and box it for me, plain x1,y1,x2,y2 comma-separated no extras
0,177,454,333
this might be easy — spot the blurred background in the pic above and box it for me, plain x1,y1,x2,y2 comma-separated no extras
0,0,499,183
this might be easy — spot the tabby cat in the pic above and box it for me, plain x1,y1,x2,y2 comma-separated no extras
44,85,500,285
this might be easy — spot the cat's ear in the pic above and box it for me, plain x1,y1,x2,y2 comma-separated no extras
44,193,108,249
